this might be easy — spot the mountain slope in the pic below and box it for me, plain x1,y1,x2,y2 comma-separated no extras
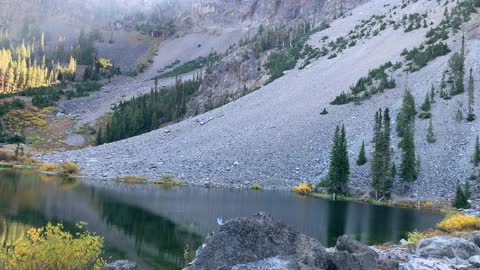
46,0,480,201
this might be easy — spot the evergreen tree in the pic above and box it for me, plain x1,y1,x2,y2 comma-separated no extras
371,108,393,198
326,125,350,194
452,181,470,209
467,68,475,121
400,124,417,188
430,84,435,103
448,36,465,96
96,127,103,146
426,119,436,143
474,136,480,166
356,140,367,166
396,90,416,137
420,92,431,112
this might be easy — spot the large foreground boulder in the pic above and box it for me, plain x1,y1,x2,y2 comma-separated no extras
327,235,379,270
186,212,378,270
416,236,480,260
186,212,328,270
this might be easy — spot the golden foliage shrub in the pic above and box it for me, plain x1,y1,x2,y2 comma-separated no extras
293,182,314,195
40,163,58,171
406,230,426,246
59,161,80,174
0,223,106,270
436,214,480,232
4,107,51,132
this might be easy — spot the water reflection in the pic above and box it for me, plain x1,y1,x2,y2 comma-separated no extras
0,169,443,270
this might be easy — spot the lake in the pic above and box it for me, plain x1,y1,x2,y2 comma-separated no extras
0,169,443,269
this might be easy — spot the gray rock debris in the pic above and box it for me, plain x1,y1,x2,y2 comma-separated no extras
186,212,378,270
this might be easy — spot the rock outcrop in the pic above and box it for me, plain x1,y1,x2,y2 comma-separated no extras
187,45,269,115
416,236,480,260
186,212,379,270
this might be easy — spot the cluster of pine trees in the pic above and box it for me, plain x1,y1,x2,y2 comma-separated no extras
331,62,396,105
324,125,350,194
97,76,202,145
323,90,419,198
371,108,395,199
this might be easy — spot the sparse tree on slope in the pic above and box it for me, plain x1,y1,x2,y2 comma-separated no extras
400,124,417,189
396,90,416,137
452,180,470,209
426,119,436,143
474,136,480,166
371,108,393,199
420,92,431,112
326,125,350,194
467,68,475,121
356,140,367,166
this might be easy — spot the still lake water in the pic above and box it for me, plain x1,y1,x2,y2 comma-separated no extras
0,169,443,269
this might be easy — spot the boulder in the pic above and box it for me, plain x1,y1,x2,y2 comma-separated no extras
325,235,379,270
186,212,329,270
231,256,296,270
186,212,379,270
416,236,480,260
101,260,137,270
469,255,480,267
473,233,480,248
399,258,458,270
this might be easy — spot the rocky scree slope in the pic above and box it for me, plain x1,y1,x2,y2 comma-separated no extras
46,0,480,201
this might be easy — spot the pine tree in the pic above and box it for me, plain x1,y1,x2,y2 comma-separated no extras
426,119,436,143
371,108,393,199
467,68,475,121
448,36,465,96
326,125,350,194
452,181,470,209
430,84,435,103
356,140,367,165
96,127,103,146
396,90,416,137
474,136,480,166
420,92,431,112
400,124,417,188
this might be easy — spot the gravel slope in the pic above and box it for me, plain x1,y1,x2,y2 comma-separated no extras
47,0,480,201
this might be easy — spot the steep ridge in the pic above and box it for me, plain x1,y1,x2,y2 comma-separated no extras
46,0,480,200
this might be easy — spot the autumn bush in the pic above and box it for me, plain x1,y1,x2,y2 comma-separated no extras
59,161,81,174
40,163,58,171
0,223,106,270
293,182,314,195
436,214,480,232
406,230,426,246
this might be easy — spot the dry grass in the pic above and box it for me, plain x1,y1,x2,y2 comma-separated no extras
0,149,18,162
117,175,149,183
153,174,185,186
